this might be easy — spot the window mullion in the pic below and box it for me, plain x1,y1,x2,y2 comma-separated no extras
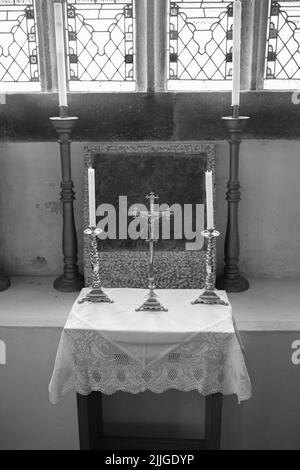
154,0,168,92
254,0,269,90
135,0,147,91
146,0,155,93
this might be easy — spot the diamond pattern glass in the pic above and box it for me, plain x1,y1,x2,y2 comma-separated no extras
265,0,300,89
167,0,233,90
66,0,135,91
0,0,40,90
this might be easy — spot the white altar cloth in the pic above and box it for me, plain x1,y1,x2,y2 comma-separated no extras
49,288,251,404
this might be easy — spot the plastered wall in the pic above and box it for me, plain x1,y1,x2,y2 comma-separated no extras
0,139,300,279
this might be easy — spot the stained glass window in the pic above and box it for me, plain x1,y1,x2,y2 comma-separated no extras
66,0,135,91
0,0,40,91
265,0,300,89
167,0,233,91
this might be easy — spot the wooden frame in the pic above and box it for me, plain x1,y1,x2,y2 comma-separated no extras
83,141,216,290
77,392,223,450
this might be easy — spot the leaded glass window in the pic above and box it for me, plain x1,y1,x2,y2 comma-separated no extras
167,0,233,91
265,0,300,89
0,0,40,91
66,0,135,91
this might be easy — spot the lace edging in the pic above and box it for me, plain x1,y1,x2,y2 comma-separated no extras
49,380,251,405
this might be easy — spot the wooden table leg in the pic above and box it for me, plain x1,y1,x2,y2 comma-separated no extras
204,393,223,450
76,392,103,450
76,392,223,450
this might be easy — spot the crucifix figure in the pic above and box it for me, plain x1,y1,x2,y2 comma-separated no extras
130,193,171,312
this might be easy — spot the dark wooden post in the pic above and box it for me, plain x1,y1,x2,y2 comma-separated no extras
204,393,223,450
76,393,103,450
217,116,250,293
0,266,10,292
50,117,84,292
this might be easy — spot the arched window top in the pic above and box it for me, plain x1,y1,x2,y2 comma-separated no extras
0,0,40,91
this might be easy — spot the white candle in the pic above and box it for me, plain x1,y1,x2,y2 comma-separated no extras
205,171,214,230
232,0,241,107
54,3,68,107
150,196,155,239
88,168,96,227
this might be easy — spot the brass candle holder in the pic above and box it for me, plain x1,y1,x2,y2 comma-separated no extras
192,229,229,306
78,227,113,304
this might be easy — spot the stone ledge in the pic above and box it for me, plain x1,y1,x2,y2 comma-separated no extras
0,276,299,331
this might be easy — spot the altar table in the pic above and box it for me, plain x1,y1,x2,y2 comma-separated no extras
49,288,251,450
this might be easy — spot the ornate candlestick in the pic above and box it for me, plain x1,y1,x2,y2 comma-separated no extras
78,227,113,304
0,267,10,292
216,105,250,293
131,193,170,312
50,108,84,292
192,229,228,306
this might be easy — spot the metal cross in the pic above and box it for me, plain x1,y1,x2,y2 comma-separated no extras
130,193,171,312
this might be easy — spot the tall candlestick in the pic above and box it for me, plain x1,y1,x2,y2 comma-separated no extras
232,0,241,107
54,3,68,108
217,116,250,293
88,168,96,227
205,171,214,230
50,116,83,292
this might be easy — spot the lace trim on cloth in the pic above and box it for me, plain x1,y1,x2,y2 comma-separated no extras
49,330,252,404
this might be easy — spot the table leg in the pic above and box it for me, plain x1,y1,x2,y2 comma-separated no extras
76,392,223,450
204,393,223,450
76,392,103,450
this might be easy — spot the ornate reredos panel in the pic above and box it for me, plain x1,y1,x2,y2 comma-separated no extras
83,142,216,289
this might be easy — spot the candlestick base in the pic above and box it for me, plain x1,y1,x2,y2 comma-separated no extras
136,288,168,312
53,274,84,293
78,287,113,304
191,289,228,306
216,275,249,293
0,269,10,292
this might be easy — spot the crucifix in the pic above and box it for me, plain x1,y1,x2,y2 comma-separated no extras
130,193,171,312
